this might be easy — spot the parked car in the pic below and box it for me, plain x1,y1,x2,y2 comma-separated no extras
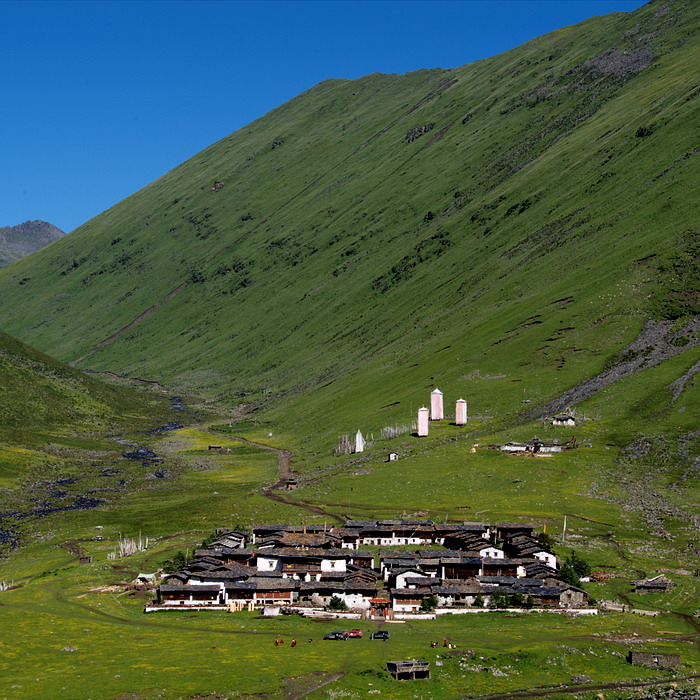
346,629,362,638
371,630,390,640
323,632,347,640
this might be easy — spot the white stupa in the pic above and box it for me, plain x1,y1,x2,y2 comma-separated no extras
430,388,444,421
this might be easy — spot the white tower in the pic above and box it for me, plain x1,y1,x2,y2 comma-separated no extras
354,430,365,453
456,399,467,426
417,407,429,437
430,388,444,421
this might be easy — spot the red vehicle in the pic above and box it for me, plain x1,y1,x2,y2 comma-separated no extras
345,629,363,639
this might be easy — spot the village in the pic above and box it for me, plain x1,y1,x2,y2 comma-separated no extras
147,518,592,616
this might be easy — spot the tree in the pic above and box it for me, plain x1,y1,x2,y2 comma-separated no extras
509,592,525,608
490,591,509,609
537,531,555,550
420,595,438,612
200,532,218,548
162,550,188,574
328,596,348,611
567,551,591,578
473,593,484,608
559,561,580,586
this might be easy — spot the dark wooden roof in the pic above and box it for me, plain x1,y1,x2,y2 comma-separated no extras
159,584,221,593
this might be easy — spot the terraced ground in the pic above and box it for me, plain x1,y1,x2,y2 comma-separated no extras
0,0,699,696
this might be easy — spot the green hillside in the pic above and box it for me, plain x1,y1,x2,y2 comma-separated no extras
0,331,162,442
0,331,169,509
0,0,696,446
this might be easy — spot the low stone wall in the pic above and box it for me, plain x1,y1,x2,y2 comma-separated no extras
144,604,228,613
432,607,598,616
289,606,362,620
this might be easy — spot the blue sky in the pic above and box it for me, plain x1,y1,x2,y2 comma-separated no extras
1,0,646,233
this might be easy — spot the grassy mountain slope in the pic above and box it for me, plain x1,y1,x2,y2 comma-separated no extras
0,1,696,450
0,330,170,517
0,220,64,268
0,331,164,442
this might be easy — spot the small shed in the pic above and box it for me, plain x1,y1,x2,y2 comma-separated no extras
634,575,674,593
79,556,94,565
552,414,576,426
627,651,680,669
388,453,399,462
285,478,298,491
386,660,430,680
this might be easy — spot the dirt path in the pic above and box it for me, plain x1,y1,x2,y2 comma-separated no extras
17,583,276,637
673,611,700,653
207,427,345,523
207,429,293,484
70,282,189,366
60,540,87,560
81,369,166,390
473,673,700,699
283,671,347,700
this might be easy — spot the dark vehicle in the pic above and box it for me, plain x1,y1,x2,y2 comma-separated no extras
371,630,390,640
323,632,347,640
346,629,363,638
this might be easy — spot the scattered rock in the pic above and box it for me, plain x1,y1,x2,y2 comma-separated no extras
405,124,434,143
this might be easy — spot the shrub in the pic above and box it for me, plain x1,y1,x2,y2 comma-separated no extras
328,596,348,611
420,595,438,612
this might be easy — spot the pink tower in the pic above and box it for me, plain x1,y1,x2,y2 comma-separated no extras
417,407,429,436
430,388,444,421
455,398,467,426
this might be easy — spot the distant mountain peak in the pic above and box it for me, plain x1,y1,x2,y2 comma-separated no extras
0,220,65,268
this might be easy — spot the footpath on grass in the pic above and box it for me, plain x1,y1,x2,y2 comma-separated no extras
208,425,345,523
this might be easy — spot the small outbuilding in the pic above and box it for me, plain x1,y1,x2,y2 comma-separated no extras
634,574,674,593
386,660,431,680
552,414,576,426
388,452,399,462
627,651,680,669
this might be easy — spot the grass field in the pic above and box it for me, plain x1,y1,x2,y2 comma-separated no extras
1,577,696,700
1,407,699,699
